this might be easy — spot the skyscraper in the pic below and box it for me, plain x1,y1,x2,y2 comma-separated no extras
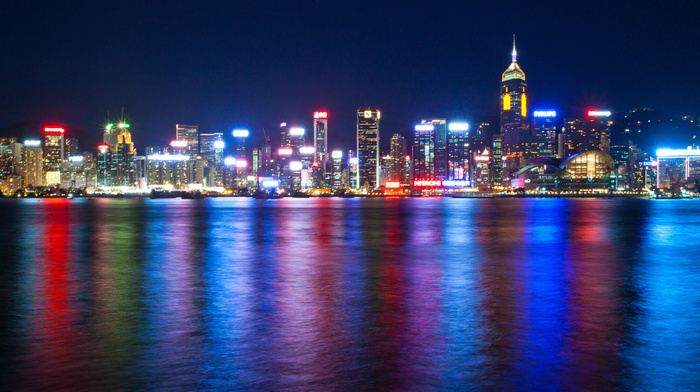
389,134,408,184
313,111,328,163
357,108,380,190
22,140,43,187
200,133,224,186
176,124,199,157
563,111,612,156
413,123,436,179
43,127,65,181
500,36,528,178
447,123,470,180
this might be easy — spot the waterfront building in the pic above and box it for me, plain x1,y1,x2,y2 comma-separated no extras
176,124,199,157
656,148,700,191
22,140,43,187
200,133,224,186
313,111,328,163
331,150,344,190
447,122,469,180
500,36,529,178
492,134,503,185
413,122,436,179
357,108,380,190
563,111,612,156
147,153,190,189
43,127,65,174
389,134,408,185
533,111,559,158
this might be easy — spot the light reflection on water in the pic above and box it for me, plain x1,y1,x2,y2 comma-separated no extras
1,197,700,391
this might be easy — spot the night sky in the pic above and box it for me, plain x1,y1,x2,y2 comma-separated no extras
1,1,698,151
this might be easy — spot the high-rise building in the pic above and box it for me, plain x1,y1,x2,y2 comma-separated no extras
200,133,224,186
96,144,111,187
389,134,408,184
22,140,43,187
413,123,436,179
313,111,328,163
563,111,612,156
532,111,559,157
113,127,136,186
500,36,529,178
492,134,503,185
176,124,199,157
43,127,65,183
357,108,380,190
447,123,470,180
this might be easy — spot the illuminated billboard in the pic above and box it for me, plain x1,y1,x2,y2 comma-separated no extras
314,111,328,119
261,179,280,188
44,127,65,134
587,110,611,117
349,157,358,164
657,148,700,157
98,144,110,152
300,147,315,155
148,154,189,161
475,155,490,162
170,140,188,148
224,157,236,166
448,123,469,131
413,179,442,187
290,161,303,171
289,128,304,136
533,110,557,117
385,181,401,188
331,150,343,159
68,156,84,162
235,160,247,168
24,140,41,147
214,140,225,149
278,148,293,156
442,180,470,187
415,124,434,131
232,129,250,138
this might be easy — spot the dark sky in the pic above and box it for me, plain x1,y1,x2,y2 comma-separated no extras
1,0,699,151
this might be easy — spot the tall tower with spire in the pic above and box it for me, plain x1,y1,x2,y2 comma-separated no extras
500,35,529,180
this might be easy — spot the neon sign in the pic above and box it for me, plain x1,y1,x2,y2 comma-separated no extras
289,128,304,135
413,179,442,187
235,160,247,168
24,140,41,146
232,129,250,137
331,151,343,159
587,110,611,117
214,140,225,149
448,123,469,131
170,140,188,148
442,180,470,187
533,110,557,117
385,181,401,188
278,148,292,155
44,127,65,134
314,111,328,119
475,155,490,162
415,124,434,131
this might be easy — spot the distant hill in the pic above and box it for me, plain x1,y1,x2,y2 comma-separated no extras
0,121,100,151
611,108,698,152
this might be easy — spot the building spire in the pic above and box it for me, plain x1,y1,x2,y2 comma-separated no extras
512,34,517,63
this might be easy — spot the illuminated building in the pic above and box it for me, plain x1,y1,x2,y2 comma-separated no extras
176,124,199,157
511,151,615,190
232,129,250,185
413,123,435,179
96,144,111,187
0,139,23,192
447,122,469,180
379,155,392,186
532,111,558,157
43,127,65,174
147,153,190,189
22,140,43,187
200,133,224,186
563,112,612,156
471,150,492,188
65,138,79,157
357,108,380,190
656,148,700,190
289,127,305,156
492,134,503,184
390,134,408,184
331,150,344,190
500,36,529,178
112,126,136,186
313,111,328,163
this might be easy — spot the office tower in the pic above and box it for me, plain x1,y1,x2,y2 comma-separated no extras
413,122,436,179
532,111,559,157
492,134,503,185
232,129,250,184
331,150,344,190
313,111,328,163
43,127,64,172
113,127,136,186
390,134,408,184
500,36,529,177
200,133,224,186
472,149,492,188
176,124,199,157
379,155,392,186
289,127,305,155
65,138,79,157
563,111,612,156
357,108,380,190
104,123,119,150
146,153,190,189
22,140,43,187
96,144,111,187
447,123,470,180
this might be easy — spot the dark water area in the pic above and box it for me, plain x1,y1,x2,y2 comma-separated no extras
1,197,699,391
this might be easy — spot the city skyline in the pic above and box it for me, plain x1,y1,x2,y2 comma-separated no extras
1,2,699,150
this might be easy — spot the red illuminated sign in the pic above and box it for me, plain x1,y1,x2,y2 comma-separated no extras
44,127,65,134
98,143,109,150
413,179,442,187
385,181,401,188
314,111,328,119
312,161,320,168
